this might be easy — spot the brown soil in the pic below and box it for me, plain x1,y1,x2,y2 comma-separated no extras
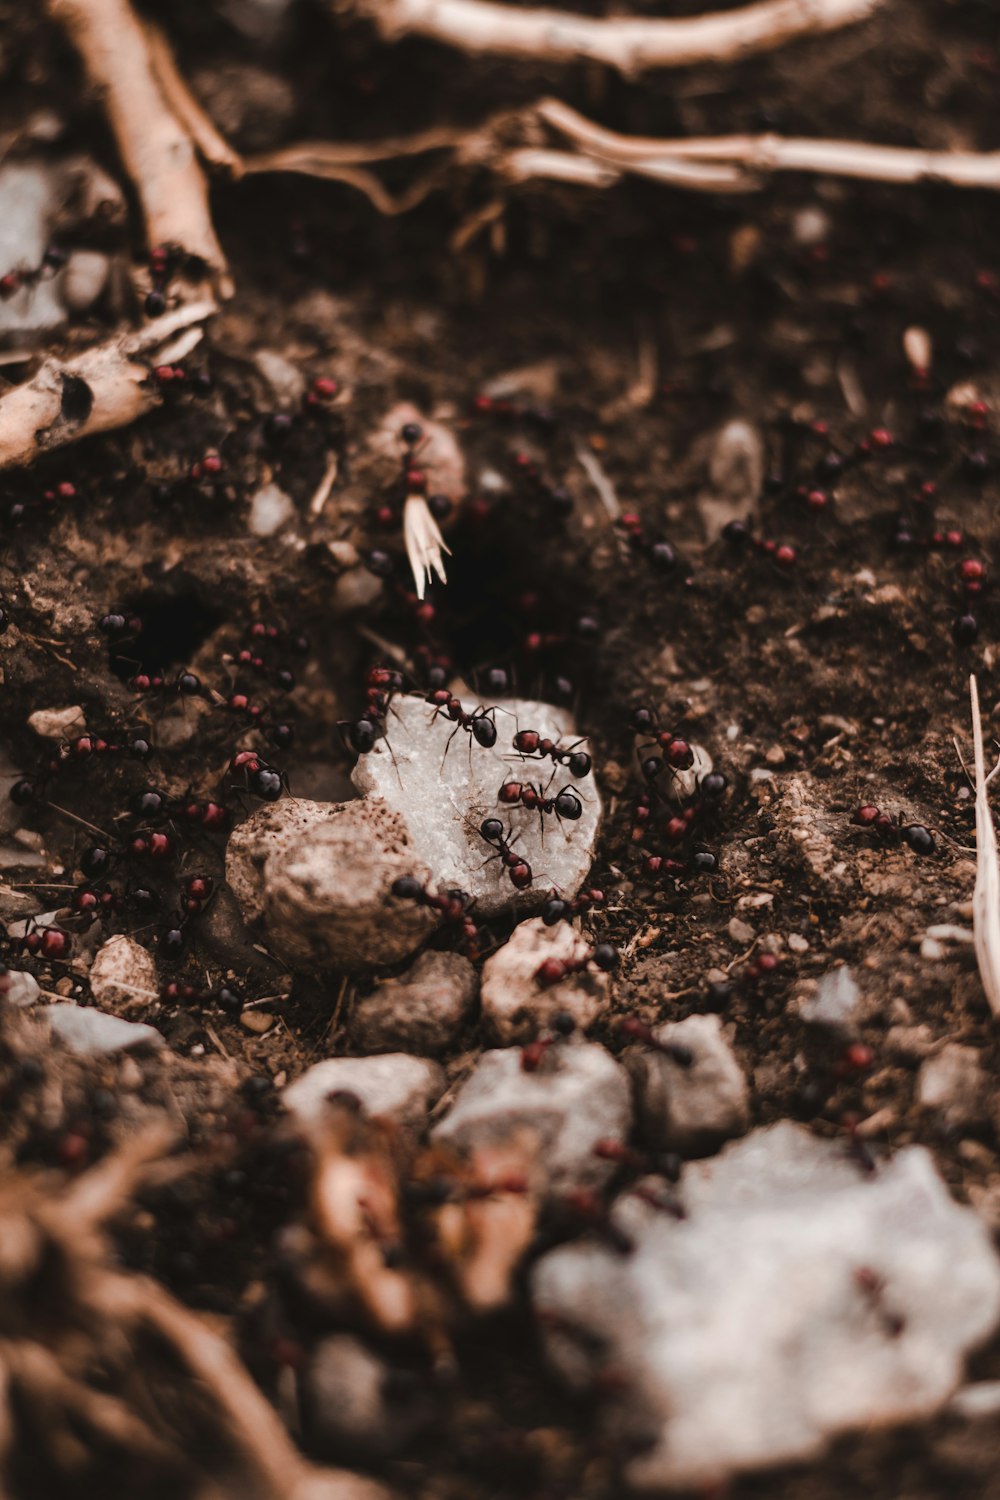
3,0,1000,1496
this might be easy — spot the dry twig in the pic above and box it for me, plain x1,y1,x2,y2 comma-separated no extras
968,675,1000,1019
48,0,231,288
358,0,883,75
0,300,215,470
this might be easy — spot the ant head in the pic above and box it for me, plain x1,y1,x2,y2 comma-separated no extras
480,817,505,845
700,771,728,800
630,706,655,734
554,788,583,821
391,875,423,901
591,943,619,972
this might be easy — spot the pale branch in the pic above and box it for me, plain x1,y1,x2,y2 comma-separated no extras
143,19,244,177
968,675,1000,1020
47,0,231,289
536,99,1000,190
356,0,883,74
0,301,215,470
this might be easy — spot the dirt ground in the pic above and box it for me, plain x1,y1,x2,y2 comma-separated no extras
3,0,1000,1496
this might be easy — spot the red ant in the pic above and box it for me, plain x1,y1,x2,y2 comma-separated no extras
339,666,405,759
227,750,287,802
511,728,591,779
630,706,695,770
427,689,499,755
535,942,618,988
851,804,934,854
390,875,483,959
479,818,532,889
498,778,583,838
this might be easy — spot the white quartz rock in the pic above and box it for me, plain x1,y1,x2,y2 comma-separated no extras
89,934,157,1011
283,1053,444,1132
46,1004,163,1055
532,1122,1000,1491
433,1042,631,1196
352,694,600,919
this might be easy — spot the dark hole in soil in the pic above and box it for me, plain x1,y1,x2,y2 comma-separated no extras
108,579,224,681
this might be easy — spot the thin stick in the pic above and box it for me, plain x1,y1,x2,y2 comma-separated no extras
142,20,243,176
48,0,230,285
969,675,1000,1019
537,99,1000,190
361,0,883,75
0,301,214,471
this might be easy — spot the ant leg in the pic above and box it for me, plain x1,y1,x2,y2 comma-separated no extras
441,722,461,770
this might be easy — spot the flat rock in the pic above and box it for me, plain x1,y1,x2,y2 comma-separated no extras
353,694,600,919
283,1053,444,1132
2,969,40,1007
226,797,437,969
918,1043,988,1131
46,1004,163,1055
627,1013,749,1155
351,950,477,1054
89,934,157,1011
432,1042,631,1197
249,481,295,537
799,965,862,1034
27,704,86,741
480,917,610,1043
300,1334,432,1461
532,1122,1000,1491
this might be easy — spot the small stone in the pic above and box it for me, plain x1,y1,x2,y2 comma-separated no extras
787,934,809,954
765,744,786,766
792,205,831,246
728,917,754,946
432,1043,631,1198
701,419,764,535
532,1122,1000,1492
799,965,861,1034
249,481,295,537
351,950,477,1054
353,694,601,920
89,934,157,1011
300,1335,431,1461
283,1053,444,1132
949,1381,1000,1420
226,797,437,970
918,1044,988,1131
885,1024,938,1061
46,1004,163,1055
373,402,466,503
481,918,610,1043
627,1013,749,1156
3,969,40,1007
241,1010,275,1034
27,704,86,741
60,249,110,312
920,936,945,960
254,348,306,403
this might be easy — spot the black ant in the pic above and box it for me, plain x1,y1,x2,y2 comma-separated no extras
498,777,583,838
427,689,499,757
227,750,287,802
479,817,532,890
535,942,618,988
540,888,605,926
390,875,483,959
339,665,404,756
511,728,591,779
